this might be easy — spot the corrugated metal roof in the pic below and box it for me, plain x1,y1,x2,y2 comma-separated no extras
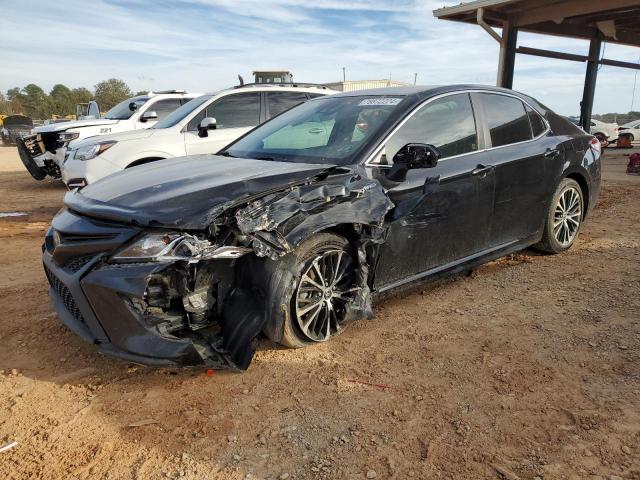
433,0,640,47
324,80,410,92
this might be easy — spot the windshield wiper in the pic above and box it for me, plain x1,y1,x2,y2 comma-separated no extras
217,151,235,157
255,156,277,161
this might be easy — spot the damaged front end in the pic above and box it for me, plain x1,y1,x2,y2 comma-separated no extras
44,167,395,370
19,132,71,180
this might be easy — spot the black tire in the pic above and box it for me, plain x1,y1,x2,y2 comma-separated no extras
17,138,47,180
264,233,356,348
535,178,584,254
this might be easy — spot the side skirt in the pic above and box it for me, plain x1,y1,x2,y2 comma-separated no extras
374,234,539,297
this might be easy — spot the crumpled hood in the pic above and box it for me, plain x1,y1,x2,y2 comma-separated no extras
64,155,334,229
36,118,119,133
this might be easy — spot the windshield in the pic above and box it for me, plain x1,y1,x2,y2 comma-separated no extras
103,96,149,120
153,94,213,129
223,95,405,165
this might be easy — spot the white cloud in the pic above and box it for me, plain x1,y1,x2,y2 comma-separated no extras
0,0,638,114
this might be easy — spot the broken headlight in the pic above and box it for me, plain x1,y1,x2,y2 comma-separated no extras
111,233,184,262
74,140,117,161
110,233,252,263
57,131,80,144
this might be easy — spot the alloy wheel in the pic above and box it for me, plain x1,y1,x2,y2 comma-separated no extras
294,249,357,342
553,186,582,247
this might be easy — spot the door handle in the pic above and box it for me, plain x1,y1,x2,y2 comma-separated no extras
544,148,560,158
471,164,494,176
308,127,323,134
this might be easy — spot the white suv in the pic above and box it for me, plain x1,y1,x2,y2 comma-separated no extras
62,84,332,188
590,119,619,145
18,90,200,181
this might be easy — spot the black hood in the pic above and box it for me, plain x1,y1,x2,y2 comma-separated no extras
3,115,33,129
64,155,334,229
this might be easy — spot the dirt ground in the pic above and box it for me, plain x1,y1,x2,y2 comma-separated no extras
0,144,638,480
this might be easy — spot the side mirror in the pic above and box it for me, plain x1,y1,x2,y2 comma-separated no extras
386,143,440,182
198,117,217,138
140,110,157,122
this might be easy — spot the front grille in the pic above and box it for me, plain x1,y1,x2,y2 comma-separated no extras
44,265,87,326
64,254,96,273
60,233,117,243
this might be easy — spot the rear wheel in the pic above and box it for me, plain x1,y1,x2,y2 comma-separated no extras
536,178,584,254
594,132,608,147
273,233,358,348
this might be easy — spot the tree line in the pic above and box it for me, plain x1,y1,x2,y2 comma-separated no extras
592,111,640,125
0,79,147,119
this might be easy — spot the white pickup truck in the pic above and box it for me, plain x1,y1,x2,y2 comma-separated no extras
18,90,200,181
61,84,332,188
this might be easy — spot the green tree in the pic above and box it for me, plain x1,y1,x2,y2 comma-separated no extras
71,87,93,105
0,93,12,116
94,78,132,111
20,84,51,119
49,84,74,116
6,87,21,101
6,87,24,114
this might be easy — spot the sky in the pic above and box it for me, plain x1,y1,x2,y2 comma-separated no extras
1,0,639,116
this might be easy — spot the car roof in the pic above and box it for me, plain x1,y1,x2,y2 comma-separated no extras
202,85,332,99
328,84,535,99
229,84,331,94
147,90,200,96
330,86,440,97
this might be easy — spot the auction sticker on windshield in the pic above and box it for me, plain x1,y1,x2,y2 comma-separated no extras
358,98,402,106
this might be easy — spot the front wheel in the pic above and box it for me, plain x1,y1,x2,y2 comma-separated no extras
267,233,358,348
535,178,584,254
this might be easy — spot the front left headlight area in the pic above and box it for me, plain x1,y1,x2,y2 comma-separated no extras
106,232,255,366
74,141,117,161
110,232,252,263
57,131,80,145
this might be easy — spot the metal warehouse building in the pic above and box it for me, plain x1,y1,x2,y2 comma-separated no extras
324,80,409,92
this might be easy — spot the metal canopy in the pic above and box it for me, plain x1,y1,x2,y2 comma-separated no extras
433,0,640,130
433,0,640,48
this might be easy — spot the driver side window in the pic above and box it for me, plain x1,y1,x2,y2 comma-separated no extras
372,93,478,165
187,93,261,131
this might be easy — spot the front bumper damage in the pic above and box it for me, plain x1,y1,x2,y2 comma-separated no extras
44,169,397,370
42,220,260,369
18,134,64,180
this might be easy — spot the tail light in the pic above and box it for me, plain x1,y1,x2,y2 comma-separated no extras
590,136,601,153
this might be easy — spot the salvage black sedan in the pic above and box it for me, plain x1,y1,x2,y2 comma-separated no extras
43,85,601,369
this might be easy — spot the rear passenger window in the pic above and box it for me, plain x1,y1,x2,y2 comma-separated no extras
210,93,261,129
379,93,478,163
479,93,532,147
525,105,547,137
147,99,182,121
267,92,308,117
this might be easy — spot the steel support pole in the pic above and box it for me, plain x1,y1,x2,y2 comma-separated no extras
580,38,602,131
499,26,518,89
